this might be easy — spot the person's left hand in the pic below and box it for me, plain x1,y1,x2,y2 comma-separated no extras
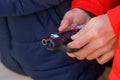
67,14,117,64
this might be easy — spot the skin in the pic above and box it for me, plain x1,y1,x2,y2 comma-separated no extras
59,8,91,31
59,8,117,64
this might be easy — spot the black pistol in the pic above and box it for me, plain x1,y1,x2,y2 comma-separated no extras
41,25,84,53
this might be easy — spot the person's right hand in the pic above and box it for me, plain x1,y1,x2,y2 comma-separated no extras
58,8,92,31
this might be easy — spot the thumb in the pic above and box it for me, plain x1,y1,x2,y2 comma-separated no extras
59,19,71,31
59,11,74,31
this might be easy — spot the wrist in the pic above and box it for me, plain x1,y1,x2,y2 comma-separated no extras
80,8,96,18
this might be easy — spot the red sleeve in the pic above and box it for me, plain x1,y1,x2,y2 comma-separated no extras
107,6,120,38
108,6,120,80
71,0,120,16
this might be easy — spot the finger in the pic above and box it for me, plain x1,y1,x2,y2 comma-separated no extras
72,40,102,60
67,30,92,49
96,39,117,64
96,50,114,64
66,53,76,58
86,37,117,60
67,21,96,49
71,19,94,40
86,48,106,60
59,11,73,31
59,19,72,31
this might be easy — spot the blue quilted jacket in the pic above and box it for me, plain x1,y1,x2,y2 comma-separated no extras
0,0,104,80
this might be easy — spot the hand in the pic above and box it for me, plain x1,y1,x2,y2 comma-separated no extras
59,8,91,31
67,14,117,64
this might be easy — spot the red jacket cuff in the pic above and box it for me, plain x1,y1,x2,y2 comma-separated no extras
107,6,120,38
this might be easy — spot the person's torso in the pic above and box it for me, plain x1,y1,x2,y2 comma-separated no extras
0,0,104,79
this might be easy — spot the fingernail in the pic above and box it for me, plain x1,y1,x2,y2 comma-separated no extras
58,26,63,31
71,34,79,39
59,24,66,31
58,27,62,31
67,43,70,47
67,43,72,48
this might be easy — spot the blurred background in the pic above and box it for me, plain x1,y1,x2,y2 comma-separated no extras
99,67,111,80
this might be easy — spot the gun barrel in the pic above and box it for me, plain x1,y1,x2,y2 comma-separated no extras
46,40,55,48
41,39,48,45
41,24,84,52
41,37,54,45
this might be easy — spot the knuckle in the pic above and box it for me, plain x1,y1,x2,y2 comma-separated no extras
75,53,85,60
97,59,104,64
97,42,103,48
92,30,99,37
104,47,111,52
67,53,76,58
74,41,81,48
97,39,106,48
76,56,85,60
86,57,93,60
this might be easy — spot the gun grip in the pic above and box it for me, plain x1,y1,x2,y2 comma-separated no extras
59,45,79,53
